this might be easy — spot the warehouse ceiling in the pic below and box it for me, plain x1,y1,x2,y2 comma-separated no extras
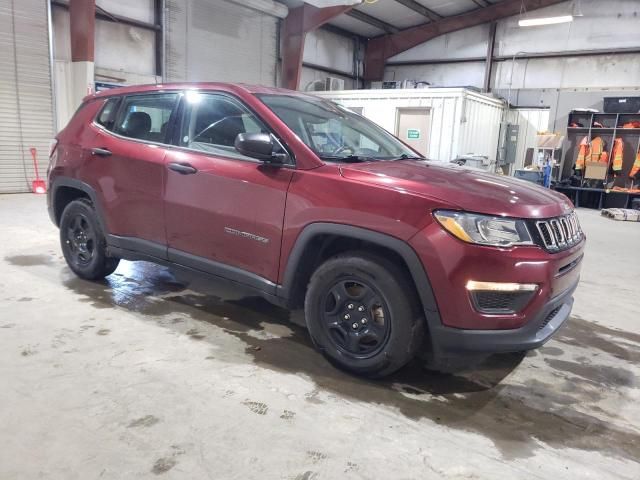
278,0,505,38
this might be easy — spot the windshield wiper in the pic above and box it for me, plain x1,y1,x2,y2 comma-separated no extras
393,153,425,161
318,154,371,163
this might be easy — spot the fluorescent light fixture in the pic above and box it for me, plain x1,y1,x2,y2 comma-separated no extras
518,15,573,27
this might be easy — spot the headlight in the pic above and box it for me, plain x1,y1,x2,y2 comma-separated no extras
433,210,533,247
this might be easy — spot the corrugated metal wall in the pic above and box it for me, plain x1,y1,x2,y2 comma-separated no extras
458,94,504,161
0,0,54,193
166,0,279,85
314,89,505,162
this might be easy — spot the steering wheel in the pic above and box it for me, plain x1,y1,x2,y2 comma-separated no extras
331,144,354,156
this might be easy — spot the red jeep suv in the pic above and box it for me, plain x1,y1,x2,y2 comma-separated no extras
48,83,584,377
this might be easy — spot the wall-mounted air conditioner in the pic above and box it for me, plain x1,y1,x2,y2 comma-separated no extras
304,77,345,92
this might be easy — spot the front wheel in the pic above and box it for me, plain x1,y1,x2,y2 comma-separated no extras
60,198,119,280
304,252,424,378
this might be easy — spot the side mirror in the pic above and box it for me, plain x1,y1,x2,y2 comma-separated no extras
235,132,288,165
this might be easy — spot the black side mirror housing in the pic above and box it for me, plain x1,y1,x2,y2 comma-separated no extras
235,132,288,165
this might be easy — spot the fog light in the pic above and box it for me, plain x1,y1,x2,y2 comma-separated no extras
466,281,538,314
466,281,538,292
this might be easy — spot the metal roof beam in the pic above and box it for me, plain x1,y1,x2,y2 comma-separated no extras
393,0,442,22
346,9,399,34
364,0,567,80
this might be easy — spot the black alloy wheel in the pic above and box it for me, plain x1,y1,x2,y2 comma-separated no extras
65,213,96,268
305,252,424,378
321,278,391,357
59,198,119,280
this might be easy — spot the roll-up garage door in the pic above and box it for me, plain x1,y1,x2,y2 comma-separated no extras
0,0,55,193
166,0,285,86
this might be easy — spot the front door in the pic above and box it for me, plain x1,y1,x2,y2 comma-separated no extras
86,93,179,250
396,108,431,157
163,92,293,286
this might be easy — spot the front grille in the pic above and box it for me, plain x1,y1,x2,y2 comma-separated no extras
538,306,562,331
471,290,535,314
533,212,583,252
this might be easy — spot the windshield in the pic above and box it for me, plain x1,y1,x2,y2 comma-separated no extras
256,94,421,162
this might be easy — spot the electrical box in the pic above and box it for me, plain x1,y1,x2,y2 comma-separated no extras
498,123,519,165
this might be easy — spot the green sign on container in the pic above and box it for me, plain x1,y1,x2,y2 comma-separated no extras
407,129,420,139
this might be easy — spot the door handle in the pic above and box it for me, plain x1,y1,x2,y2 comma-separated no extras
168,162,198,175
91,147,112,156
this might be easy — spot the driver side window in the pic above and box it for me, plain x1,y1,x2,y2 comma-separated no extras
180,93,267,161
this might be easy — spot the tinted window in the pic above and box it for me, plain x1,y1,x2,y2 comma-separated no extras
180,92,271,161
96,97,120,130
115,93,178,143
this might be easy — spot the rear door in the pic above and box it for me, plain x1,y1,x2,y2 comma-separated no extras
87,93,179,254
163,91,293,285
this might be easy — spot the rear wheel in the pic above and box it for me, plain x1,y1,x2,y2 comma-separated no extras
304,252,424,378
60,199,119,280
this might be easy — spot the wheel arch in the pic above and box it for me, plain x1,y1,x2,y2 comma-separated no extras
50,178,109,235
277,223,441,327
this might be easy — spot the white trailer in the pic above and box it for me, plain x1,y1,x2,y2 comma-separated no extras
313,88,505,164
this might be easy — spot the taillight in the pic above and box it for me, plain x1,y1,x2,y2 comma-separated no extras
49,138,58,158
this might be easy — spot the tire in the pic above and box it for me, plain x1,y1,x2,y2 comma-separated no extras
59,198,119,280
304,251,424,378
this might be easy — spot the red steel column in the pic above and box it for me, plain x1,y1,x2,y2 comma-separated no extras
281,4,354,90
69,0,95,62
68,0,96,108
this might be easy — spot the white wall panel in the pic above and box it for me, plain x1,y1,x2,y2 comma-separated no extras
382,0,640,93
303,29,353,74
96,0,155,24
167,0,278,85
494,54,640,90
385,62,486,88
389,24,489,62
496,1,640,56
95,20,155,76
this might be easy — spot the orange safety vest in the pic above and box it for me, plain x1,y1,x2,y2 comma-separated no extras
631,147,640,178
575,136,588,170
611,137,624,172
588,136,608,163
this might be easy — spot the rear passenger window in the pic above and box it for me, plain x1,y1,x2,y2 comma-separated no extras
115,93,178,143
96,97,120,130
180,92,269,161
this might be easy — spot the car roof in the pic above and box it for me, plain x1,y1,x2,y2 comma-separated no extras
87,82,318,102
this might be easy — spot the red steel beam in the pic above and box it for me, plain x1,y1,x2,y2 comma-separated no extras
69,0,96,62
281,3,355,90
364,0,567,81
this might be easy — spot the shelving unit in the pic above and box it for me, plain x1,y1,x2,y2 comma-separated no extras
558,111,640,209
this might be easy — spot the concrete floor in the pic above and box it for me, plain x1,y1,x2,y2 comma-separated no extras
0,194,639,480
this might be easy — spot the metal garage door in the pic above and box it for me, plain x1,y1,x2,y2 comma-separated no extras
166,0,283,86
0,0,55,193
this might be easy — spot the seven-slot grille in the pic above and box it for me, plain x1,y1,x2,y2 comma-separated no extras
535,212,583,252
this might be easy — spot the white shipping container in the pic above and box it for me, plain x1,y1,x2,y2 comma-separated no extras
313,88,505,163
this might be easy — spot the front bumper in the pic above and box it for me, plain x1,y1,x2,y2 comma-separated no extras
429,278,577,356
408,218,584,362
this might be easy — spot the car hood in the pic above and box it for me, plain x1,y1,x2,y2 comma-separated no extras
339,160,573,219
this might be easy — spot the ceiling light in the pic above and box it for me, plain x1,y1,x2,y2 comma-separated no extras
518,15,574,27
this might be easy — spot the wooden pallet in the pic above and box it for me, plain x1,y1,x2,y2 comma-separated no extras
601,208,640,222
